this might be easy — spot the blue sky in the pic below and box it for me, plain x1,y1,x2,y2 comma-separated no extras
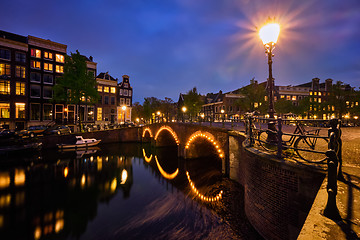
1,0,359,103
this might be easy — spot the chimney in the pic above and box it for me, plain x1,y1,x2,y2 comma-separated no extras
325,78,333,92
312,78,320,91
89,56,93,61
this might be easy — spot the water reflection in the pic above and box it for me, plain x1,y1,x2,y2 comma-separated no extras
0,143,261,240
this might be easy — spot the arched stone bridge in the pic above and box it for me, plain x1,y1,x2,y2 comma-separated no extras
141,122,231,163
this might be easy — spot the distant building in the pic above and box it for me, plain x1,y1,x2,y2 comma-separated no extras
118,75,132,123
96,72,118,124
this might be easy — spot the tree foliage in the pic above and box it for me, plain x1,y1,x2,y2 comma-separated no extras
183,87,203,120
235,78,267,114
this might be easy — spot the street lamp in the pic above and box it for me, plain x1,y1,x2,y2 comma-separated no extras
122,105,126,124
221,109,225,127
182,106,187,123
157,111,161,123
259,21,280,136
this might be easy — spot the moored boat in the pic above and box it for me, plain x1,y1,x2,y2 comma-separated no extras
57,136,101,149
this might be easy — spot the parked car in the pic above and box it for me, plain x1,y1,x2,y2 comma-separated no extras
44,125,71,135
0,129,17,139
18,125,48,138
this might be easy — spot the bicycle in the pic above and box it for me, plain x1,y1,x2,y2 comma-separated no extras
258,121,329,163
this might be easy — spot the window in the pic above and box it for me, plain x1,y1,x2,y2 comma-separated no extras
30,72,41,82
286,95,290,100
97,108,102,121
98,96,102,104
30,103,40,120
55,54,64,63
318,98,321,103
31,49,41,58
314,92,317,95
0,103,10,118
43,74,53,84
16,66,26,78
104,86,109,93
120,98,125,105
15,103,25,118
119,89,123,95
126,98,130,106
318,92,322,96
292,96,296,101
30,85,41,98
43,86,53,99
123,89,128,96
110,87,116,94
128,90,132,96
309,91,313,95
16,82,25,95
15,52,26,62
43,104,53,120
97,85,102,92
30,60,41,69
0,63,11,76
0,81,10,94
0,49,10,60
44,63,53,72
56,65,63,73
104,96,109,104
55,104,63,121
111,97,115,105
87,107,94,121
124,83,129,88
44,52,53,60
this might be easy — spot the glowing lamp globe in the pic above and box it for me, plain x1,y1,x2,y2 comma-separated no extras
259,23,280,45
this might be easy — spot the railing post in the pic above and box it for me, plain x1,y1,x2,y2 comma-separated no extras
277,117,283,159
324,149,341,220
249,116,254,146
231,119,234,130
328,119,344,180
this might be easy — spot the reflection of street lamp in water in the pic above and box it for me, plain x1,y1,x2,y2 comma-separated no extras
122,105,126,124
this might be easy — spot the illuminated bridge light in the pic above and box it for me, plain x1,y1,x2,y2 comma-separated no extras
154,126,180,145
142,128,153,138
142,148,153,162
186,171,223,202
155,156,179,180
185,132,224,159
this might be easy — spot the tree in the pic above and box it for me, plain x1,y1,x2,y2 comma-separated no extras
327,81,353,119
160,97,176,122
53,50,99,130
235,78,267,114
274,99,294,117
183,87,203,121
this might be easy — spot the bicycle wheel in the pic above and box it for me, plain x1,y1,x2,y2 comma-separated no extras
258,130,278,152
294,136,328,162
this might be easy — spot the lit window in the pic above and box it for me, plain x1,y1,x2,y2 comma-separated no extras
126,98,130,106
0,49,11,60
280,95,285,98
0,81,10,94
356,102,359,106
30,85,41,98
0,63,11,76
31,49,41,58
97,107,102,121
310,91,313,95
0,103,10,118
16,66,26,78
346,101,349,105
15,52,26,62
55,65,63,73
104,87,109,93
16,82,25,95
286,95,290,100
30,72,41,82
318,92,322,96
55,54,64,63
31,60,41,69
123,89,128,96
43,74,53,84
110,87,116,94
15,103,25,118
44,52,53,60
44,63,53,72
314,92,317,95
332,106,335,111
292,96,296,101
264,96,268,101
97,85,102,92
318,98,321,103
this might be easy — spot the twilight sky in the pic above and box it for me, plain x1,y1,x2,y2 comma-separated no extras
1,0,359,103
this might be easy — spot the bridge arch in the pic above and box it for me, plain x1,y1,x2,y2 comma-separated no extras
154,125,180,146
142,128,153,142
185,131,224,159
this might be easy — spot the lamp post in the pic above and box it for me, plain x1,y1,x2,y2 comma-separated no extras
182,106,187,123
221,109,225,127
122,105,126,125
157,111,161,123
259,21,280,137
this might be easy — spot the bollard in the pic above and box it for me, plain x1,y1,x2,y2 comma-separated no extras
323,150,342,221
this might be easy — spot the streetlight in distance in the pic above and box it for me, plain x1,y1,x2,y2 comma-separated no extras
157,111,161,123
259,21,280,136
122,105,127,124
220,109,225,127
182,106,187,123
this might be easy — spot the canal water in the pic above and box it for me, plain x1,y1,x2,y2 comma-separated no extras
0,143,261,240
